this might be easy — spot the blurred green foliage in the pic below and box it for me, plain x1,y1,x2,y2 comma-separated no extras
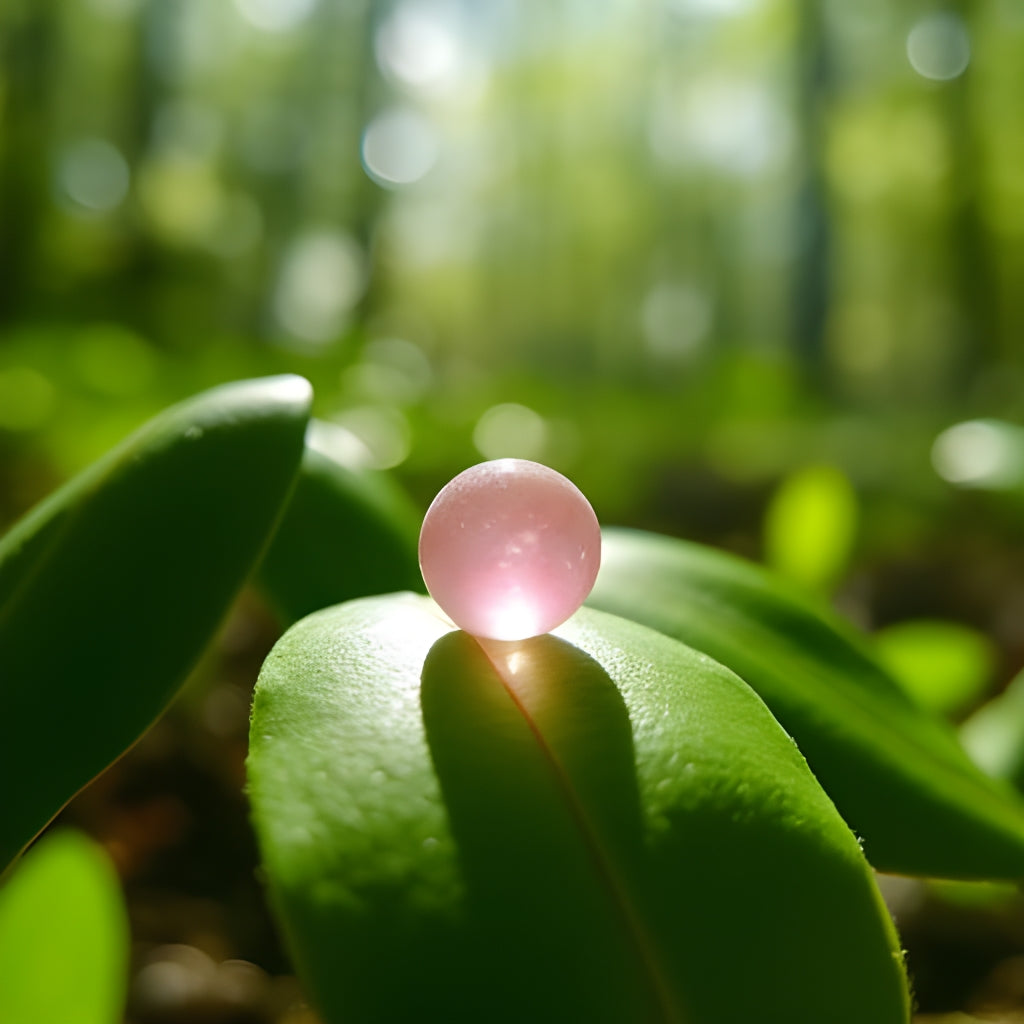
3,0,1024,795
763,462,858,592
5,1,1024,709
2,0,1024,556
875,618,997,718
3,5,1024,1017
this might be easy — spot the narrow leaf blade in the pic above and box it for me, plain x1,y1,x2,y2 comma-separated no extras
0,376,312,870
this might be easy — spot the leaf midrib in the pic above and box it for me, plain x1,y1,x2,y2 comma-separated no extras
475,636,687,1024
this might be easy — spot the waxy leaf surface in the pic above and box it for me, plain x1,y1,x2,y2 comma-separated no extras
0,376,312,871
248,594,908,1024
588,527,1024,879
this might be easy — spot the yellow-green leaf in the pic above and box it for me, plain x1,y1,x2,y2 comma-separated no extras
874,619,996,718
0,830,129,1024
763,463,858,593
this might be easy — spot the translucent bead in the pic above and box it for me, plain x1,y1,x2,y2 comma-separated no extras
418,459,601,641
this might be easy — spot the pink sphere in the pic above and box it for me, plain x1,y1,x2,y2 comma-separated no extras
418,459,601,641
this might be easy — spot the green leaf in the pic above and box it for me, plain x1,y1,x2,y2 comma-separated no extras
588,527,1024,880
248,594,909,1024
961,666,1024,790
0,829,129,1024
257,420,423,624
763,463,858,593
0,376,312,871
874,618,996,718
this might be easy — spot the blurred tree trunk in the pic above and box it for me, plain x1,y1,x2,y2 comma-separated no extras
791,0,832,385
313,0,384,326
0,1,57,326
121,1,168,340
260,0,382,339
945,0,999,385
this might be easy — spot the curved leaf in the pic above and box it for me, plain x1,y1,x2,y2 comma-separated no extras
248,594,908,1024
0,375,312,871
874,618,996,718
961,666,1024,790
0,829,129,1024
763,463,858,593
588,527,1024,880
257,421,423,624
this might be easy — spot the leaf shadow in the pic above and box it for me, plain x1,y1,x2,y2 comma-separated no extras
420,630,672,1023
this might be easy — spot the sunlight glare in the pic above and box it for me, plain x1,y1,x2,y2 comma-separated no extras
650,79,790,178
907,13,970,82
332,406,411,470
487,598,545,644
641,283,712,362
58,139,130,214
273,231,365,344
234,0,317,33
669,0,760,17
473,404,548,461
932,420,1024,489
305,420,375,470
376,0,461,95
361,109,439,188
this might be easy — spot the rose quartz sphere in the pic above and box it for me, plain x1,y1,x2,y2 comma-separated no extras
418,459,601,641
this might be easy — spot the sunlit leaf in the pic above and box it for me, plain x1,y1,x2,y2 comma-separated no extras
926,878,1020,911
588,527,1024,880
0,830,129,1024
874,618,996,718
0,376,312,871
763,463,858,593
961,666,1024,790
257,421,423,624
248,595,909,1024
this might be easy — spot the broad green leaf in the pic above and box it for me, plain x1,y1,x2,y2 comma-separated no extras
0,376,312,871
874,619,996,718
257,421,423,624
0,829,129,1024
588,527,1024,880
763,463,858,592
961,666,1024,790
248,594,909,1024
